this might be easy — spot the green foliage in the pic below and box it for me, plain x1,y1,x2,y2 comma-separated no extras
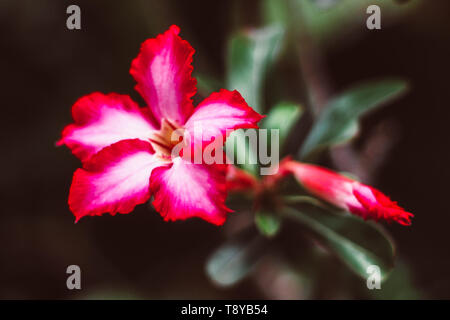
300,79,408,159
255,211,282,237
262,0,290,28
225,25,285,174
369,260,422,299
205,229,267,287
225,129,259,175
293,0,420,44
261,102,303,152
282,201,395,282
209,2,417,297
227,25,284,113
195,73,222,97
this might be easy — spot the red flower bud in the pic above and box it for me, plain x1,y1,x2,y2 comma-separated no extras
283,161,413,226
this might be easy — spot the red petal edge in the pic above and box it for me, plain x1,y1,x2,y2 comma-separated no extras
58,92,156,162
69,139,160,222
149,159,233,225
130,25,197,125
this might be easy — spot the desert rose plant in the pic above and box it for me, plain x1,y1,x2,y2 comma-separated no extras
59,24,413,293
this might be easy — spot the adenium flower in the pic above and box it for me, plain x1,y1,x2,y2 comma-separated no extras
227,159,413,226
58,25,263,225
282,160,414,226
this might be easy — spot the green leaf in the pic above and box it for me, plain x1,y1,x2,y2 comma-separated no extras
282,203,395,282
227,101,302,174
225,129,259,175
369,260,422,299
292,0,420,44
300,79,408,159
262,0,290,28
205,229,267,287
195,73,222,97
261,102,303,151
225,25,284,175
255,211,282,237
227,25,284,113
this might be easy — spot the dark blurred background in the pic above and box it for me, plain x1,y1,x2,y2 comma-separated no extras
1,0,449,299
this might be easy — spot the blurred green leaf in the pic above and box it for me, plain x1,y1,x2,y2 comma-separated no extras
227,25,284,113
225,129,259,175
225,25,284,175
255,211,282,237
261,102,303,151
283,203,395,281
205,229,267,287
262,0,290,27
194,73,222,97
293,0,420,44
300,79,408,159
369,260,422,299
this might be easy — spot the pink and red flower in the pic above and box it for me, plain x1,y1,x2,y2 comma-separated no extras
226,159,413,226
59,25,263,225
281,160,414,226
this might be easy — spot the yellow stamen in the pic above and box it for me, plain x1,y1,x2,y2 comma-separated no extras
149,119,185,158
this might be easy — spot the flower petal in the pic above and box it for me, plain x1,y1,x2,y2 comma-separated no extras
69,139,164,222
130,25,196,125
58,92,156,162
282,161,355,209
184,89,263,146
352,184,414,226
282,160,413,226
226,165,258,193
150,157,232,225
